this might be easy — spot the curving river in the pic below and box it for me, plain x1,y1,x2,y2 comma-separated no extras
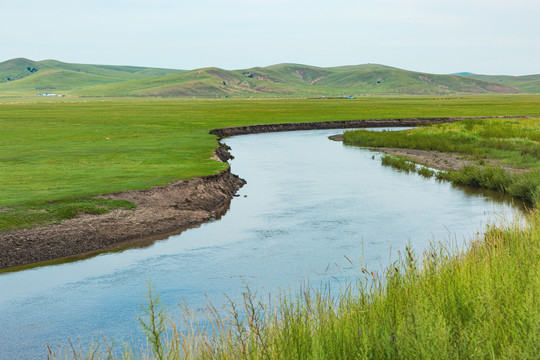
0,128,519,359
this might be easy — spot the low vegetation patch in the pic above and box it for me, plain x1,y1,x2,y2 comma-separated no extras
0,198,135,231
380,154,436,178
380,154,417,173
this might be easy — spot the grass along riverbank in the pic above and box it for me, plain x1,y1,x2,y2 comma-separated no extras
49,210,539,359
344,118,540,205
2,95,540,232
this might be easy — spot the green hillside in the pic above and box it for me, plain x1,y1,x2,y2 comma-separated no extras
0,58,182,95
0,58,531,97
462,73,540,93
0,58,42,83
75,63,523,97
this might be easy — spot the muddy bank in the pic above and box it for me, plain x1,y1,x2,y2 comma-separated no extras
0,168,245,269
209,116,538,138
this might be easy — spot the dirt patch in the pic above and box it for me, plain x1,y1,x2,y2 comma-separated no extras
377,148,530,174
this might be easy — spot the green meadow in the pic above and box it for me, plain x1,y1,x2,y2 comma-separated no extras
2,95,540,231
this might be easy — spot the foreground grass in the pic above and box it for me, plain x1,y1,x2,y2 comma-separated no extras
49,210,539,359
344,118,540,205
2,95,540,230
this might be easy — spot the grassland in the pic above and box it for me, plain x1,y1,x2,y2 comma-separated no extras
466,73,540,94
2,95,540,231
343,118,540,205
76,64,520,97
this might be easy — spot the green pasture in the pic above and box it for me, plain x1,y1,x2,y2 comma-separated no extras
1,95,540,230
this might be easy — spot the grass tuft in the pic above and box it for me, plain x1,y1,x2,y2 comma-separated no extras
381,154,417,172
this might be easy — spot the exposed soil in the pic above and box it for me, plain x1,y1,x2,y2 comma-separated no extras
0,166,245,270
2,115,538,270
330,138,530,174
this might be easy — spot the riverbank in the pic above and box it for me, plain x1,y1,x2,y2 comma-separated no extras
0,117,464,271
2,115,539,271
328,140,528,174
0,166,245,270
208,115,538,137
118,118,539,360
342,117,540,205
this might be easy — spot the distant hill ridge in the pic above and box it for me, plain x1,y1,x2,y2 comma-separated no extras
0,58,538,97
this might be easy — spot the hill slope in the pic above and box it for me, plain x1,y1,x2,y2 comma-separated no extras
74,63,522,97
0,58,531,97
461,73,540,93
0,58,183,95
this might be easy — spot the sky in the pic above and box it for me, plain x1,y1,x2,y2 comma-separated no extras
2,0,539,75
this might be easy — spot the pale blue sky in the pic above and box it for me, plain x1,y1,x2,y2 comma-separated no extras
2,0,539,75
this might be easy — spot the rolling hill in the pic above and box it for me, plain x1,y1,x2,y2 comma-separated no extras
0,58,183,95
461,73,540,94
0,58,536,97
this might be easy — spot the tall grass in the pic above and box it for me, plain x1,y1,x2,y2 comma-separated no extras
48,210,539,359
437,165,540,205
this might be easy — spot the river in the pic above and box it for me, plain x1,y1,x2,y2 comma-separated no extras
0,128,519,359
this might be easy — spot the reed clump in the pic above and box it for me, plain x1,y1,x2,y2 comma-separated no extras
437,165,540,205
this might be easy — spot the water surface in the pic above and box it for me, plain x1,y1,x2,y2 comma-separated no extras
0,128,518,359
